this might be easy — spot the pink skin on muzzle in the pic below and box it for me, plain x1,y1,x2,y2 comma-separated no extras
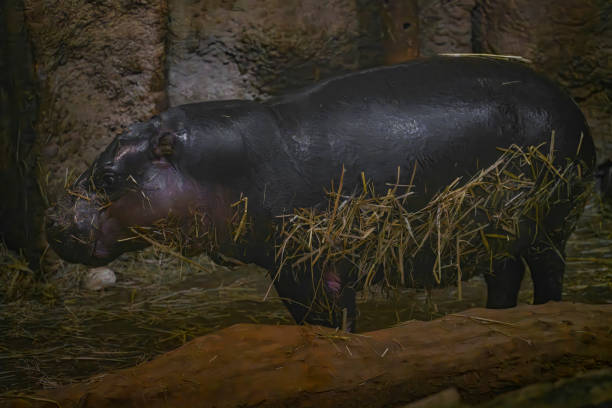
89,167,225,263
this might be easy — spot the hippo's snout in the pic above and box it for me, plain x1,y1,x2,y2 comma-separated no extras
45,194,108,266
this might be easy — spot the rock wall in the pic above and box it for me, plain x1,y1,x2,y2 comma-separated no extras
418,0,476,55
166,0,391,105
380,0,419,64
0,0,43,264
25,0,168,198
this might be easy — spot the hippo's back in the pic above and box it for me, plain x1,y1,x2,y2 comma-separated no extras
261,56,595,210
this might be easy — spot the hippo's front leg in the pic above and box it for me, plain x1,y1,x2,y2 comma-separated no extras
318,264,358,331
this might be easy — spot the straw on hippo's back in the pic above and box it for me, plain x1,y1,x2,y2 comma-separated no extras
46,56,596,330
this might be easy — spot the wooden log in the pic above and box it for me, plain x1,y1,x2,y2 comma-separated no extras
2,302,611,408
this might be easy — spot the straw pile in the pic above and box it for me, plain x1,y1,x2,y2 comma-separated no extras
275,139,591,299
0,246,38,301
0,245,287,392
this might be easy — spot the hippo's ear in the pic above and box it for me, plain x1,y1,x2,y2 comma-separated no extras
151,132,175,158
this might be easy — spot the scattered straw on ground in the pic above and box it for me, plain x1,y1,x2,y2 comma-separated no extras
0,246,289,392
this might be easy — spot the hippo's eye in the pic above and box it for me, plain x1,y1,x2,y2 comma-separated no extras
101,173,116,188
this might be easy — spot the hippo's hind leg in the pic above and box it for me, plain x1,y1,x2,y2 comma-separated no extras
486,221,572,308
485,257,526,308
524,188,585,304
524,213,572,304
525,243,565,304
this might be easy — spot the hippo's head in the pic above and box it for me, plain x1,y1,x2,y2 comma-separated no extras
45,109,241,266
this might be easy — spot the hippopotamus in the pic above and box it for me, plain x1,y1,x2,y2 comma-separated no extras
46,56,595,330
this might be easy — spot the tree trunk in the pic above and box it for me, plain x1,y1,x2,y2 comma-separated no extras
3,302,611,408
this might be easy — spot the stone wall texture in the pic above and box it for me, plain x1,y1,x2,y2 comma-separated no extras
166,0,390,105
25,0,168,196
0,0,610,264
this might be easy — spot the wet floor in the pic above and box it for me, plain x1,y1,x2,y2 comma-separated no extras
0,200,610,392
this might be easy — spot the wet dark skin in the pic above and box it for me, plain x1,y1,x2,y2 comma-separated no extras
46,56,596,330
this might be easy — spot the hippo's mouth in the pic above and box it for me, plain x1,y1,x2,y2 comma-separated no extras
45,194,124,266
46,194,193,266
46,216,136,266
45,220,111,266
45,177,218,265
91,240,114,263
